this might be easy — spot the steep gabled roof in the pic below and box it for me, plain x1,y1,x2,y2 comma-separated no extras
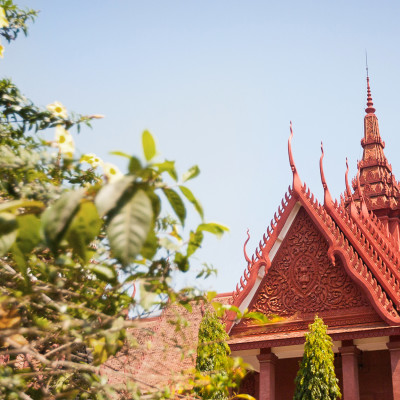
227,78,400,333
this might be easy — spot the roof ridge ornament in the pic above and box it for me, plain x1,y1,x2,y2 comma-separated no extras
288,121,302,193
345,157,353,200
357,168,369,218
320,141,334,208
243,229,251,264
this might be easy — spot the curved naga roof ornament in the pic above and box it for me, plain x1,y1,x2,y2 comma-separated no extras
345,158,353,201
319,141,334,210
345,157,359,219
243,229,251,264
357,167,369,218
288,121,302,194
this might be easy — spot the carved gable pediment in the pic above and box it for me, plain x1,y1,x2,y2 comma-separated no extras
232,207,382,335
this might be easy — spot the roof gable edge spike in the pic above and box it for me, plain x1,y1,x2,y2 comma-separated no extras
320,141,334,209
345,157,353,200
240,276,245,289
263,233,267,244
288,121,303,194
243,229,251,264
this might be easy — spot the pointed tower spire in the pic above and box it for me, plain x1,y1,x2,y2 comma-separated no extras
347,73,400,246
365,77,376,114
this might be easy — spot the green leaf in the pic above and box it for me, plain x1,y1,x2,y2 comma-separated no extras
0,212,18,256
221,304,242,317
107,189,153,266
153,160,177,181
0,200,44,212
41,189,84,251
10,244,27,276
187,230,203,257
206,291,217,302
16,214,41,253
162,188,186,226
175,251,189,272
142,130,156,161
33,316,50,329
128,156,142,175
141,226,158,260
109,151,131,158
243,311,271,324
181,302,192,313
146,190,161,218
179,185,204,219
235,395,256,400
197,222,229,239
88,337,108,365
159,236,181,252
182,165,200,182
88,264,117,284
139,280,158,310
0,199,44,213
66,201,102,263
95,176,134,217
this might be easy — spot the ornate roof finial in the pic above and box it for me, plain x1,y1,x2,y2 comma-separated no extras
366,73,376,114
243,229,251,264
320,141,333,208
357,167,369,218
288,121,302,193
345,157,353,200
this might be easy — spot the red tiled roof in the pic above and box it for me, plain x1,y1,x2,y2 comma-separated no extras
102,295,233,393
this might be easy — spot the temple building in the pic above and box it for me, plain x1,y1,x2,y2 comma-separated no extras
228,76,400,400
106,77,400,400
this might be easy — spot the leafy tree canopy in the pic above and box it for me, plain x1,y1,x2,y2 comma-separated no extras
0,2,256,399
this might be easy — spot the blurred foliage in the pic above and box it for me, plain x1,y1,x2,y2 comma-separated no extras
0,2,255,399
195,310,231,400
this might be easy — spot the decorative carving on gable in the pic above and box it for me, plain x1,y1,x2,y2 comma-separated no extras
249,207,370,318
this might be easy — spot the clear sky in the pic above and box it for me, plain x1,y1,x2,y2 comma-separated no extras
3,1,400,293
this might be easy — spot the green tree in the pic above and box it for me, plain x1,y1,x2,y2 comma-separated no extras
293,316,341,400
195,310,231,400
0,2,252,399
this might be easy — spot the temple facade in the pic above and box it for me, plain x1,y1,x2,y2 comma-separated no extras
227,77,400,400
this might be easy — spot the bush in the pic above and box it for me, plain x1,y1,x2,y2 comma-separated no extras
293,316,341,400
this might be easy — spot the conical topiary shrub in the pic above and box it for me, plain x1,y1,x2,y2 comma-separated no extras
293,316,341,400
195,310,230,399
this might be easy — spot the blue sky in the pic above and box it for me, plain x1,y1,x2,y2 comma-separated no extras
3,1,400,293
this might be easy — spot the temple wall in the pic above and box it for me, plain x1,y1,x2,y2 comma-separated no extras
240,349,393,400
357,350,393,400
275,357,300,400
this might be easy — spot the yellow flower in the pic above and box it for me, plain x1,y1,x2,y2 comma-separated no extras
80,153,103,168
47,101,68,119
55,125,75,158
102,162,123,183
0,43,4,59
0,7,9,28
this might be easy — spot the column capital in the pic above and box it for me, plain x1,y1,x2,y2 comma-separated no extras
387,341,400,351
257,352,278,364
339,345,361,357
